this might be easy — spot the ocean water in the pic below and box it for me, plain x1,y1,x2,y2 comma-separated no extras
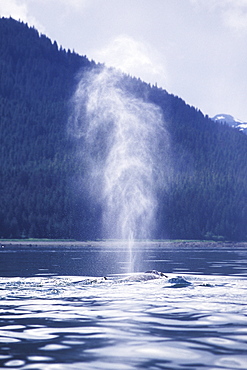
0,241,247,369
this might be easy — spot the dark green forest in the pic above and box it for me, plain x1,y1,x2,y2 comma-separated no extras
0,17,246,241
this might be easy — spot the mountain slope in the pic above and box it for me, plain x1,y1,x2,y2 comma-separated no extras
0,17,96,239
0,17,246,241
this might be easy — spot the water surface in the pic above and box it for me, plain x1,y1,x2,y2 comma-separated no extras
0,241,247,369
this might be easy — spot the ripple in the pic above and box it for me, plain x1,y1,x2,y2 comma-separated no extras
215,356,247,369
27,356,53,362
0,337,20,343
39,344,70,351
5,359,26,367
0,273,247,369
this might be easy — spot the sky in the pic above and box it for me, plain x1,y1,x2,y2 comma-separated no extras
1,0,247,121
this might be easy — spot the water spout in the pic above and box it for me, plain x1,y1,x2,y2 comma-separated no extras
69,67,169,271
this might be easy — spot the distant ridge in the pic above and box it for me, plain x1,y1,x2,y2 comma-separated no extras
0,17,246,241
212,114,247,134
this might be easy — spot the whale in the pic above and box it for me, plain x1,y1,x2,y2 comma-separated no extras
119,270,168,282
118,270,191,286
72,270,192,287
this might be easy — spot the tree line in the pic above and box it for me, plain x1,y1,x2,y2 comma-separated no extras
0,17,246,241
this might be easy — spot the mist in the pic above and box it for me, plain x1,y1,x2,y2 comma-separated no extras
69,66,170,242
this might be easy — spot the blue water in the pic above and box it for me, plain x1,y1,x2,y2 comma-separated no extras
0,241,247,369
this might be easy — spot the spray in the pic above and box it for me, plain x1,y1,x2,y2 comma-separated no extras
69,67,169,271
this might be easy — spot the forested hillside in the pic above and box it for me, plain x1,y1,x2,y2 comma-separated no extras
0,17,246,241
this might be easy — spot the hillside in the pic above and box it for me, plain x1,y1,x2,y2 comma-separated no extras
0,17,246,241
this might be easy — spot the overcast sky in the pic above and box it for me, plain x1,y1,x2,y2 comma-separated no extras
1,0,247,121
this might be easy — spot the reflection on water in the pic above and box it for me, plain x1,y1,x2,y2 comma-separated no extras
0,241,247,369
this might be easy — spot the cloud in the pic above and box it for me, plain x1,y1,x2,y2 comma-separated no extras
61,0,89,10
0,0,88,32
0,0,28,20
223,0,247,31
92,35,167,87
191,0,247,32
0,0,45,32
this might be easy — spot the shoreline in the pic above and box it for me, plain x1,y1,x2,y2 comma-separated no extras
0,239,246,247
